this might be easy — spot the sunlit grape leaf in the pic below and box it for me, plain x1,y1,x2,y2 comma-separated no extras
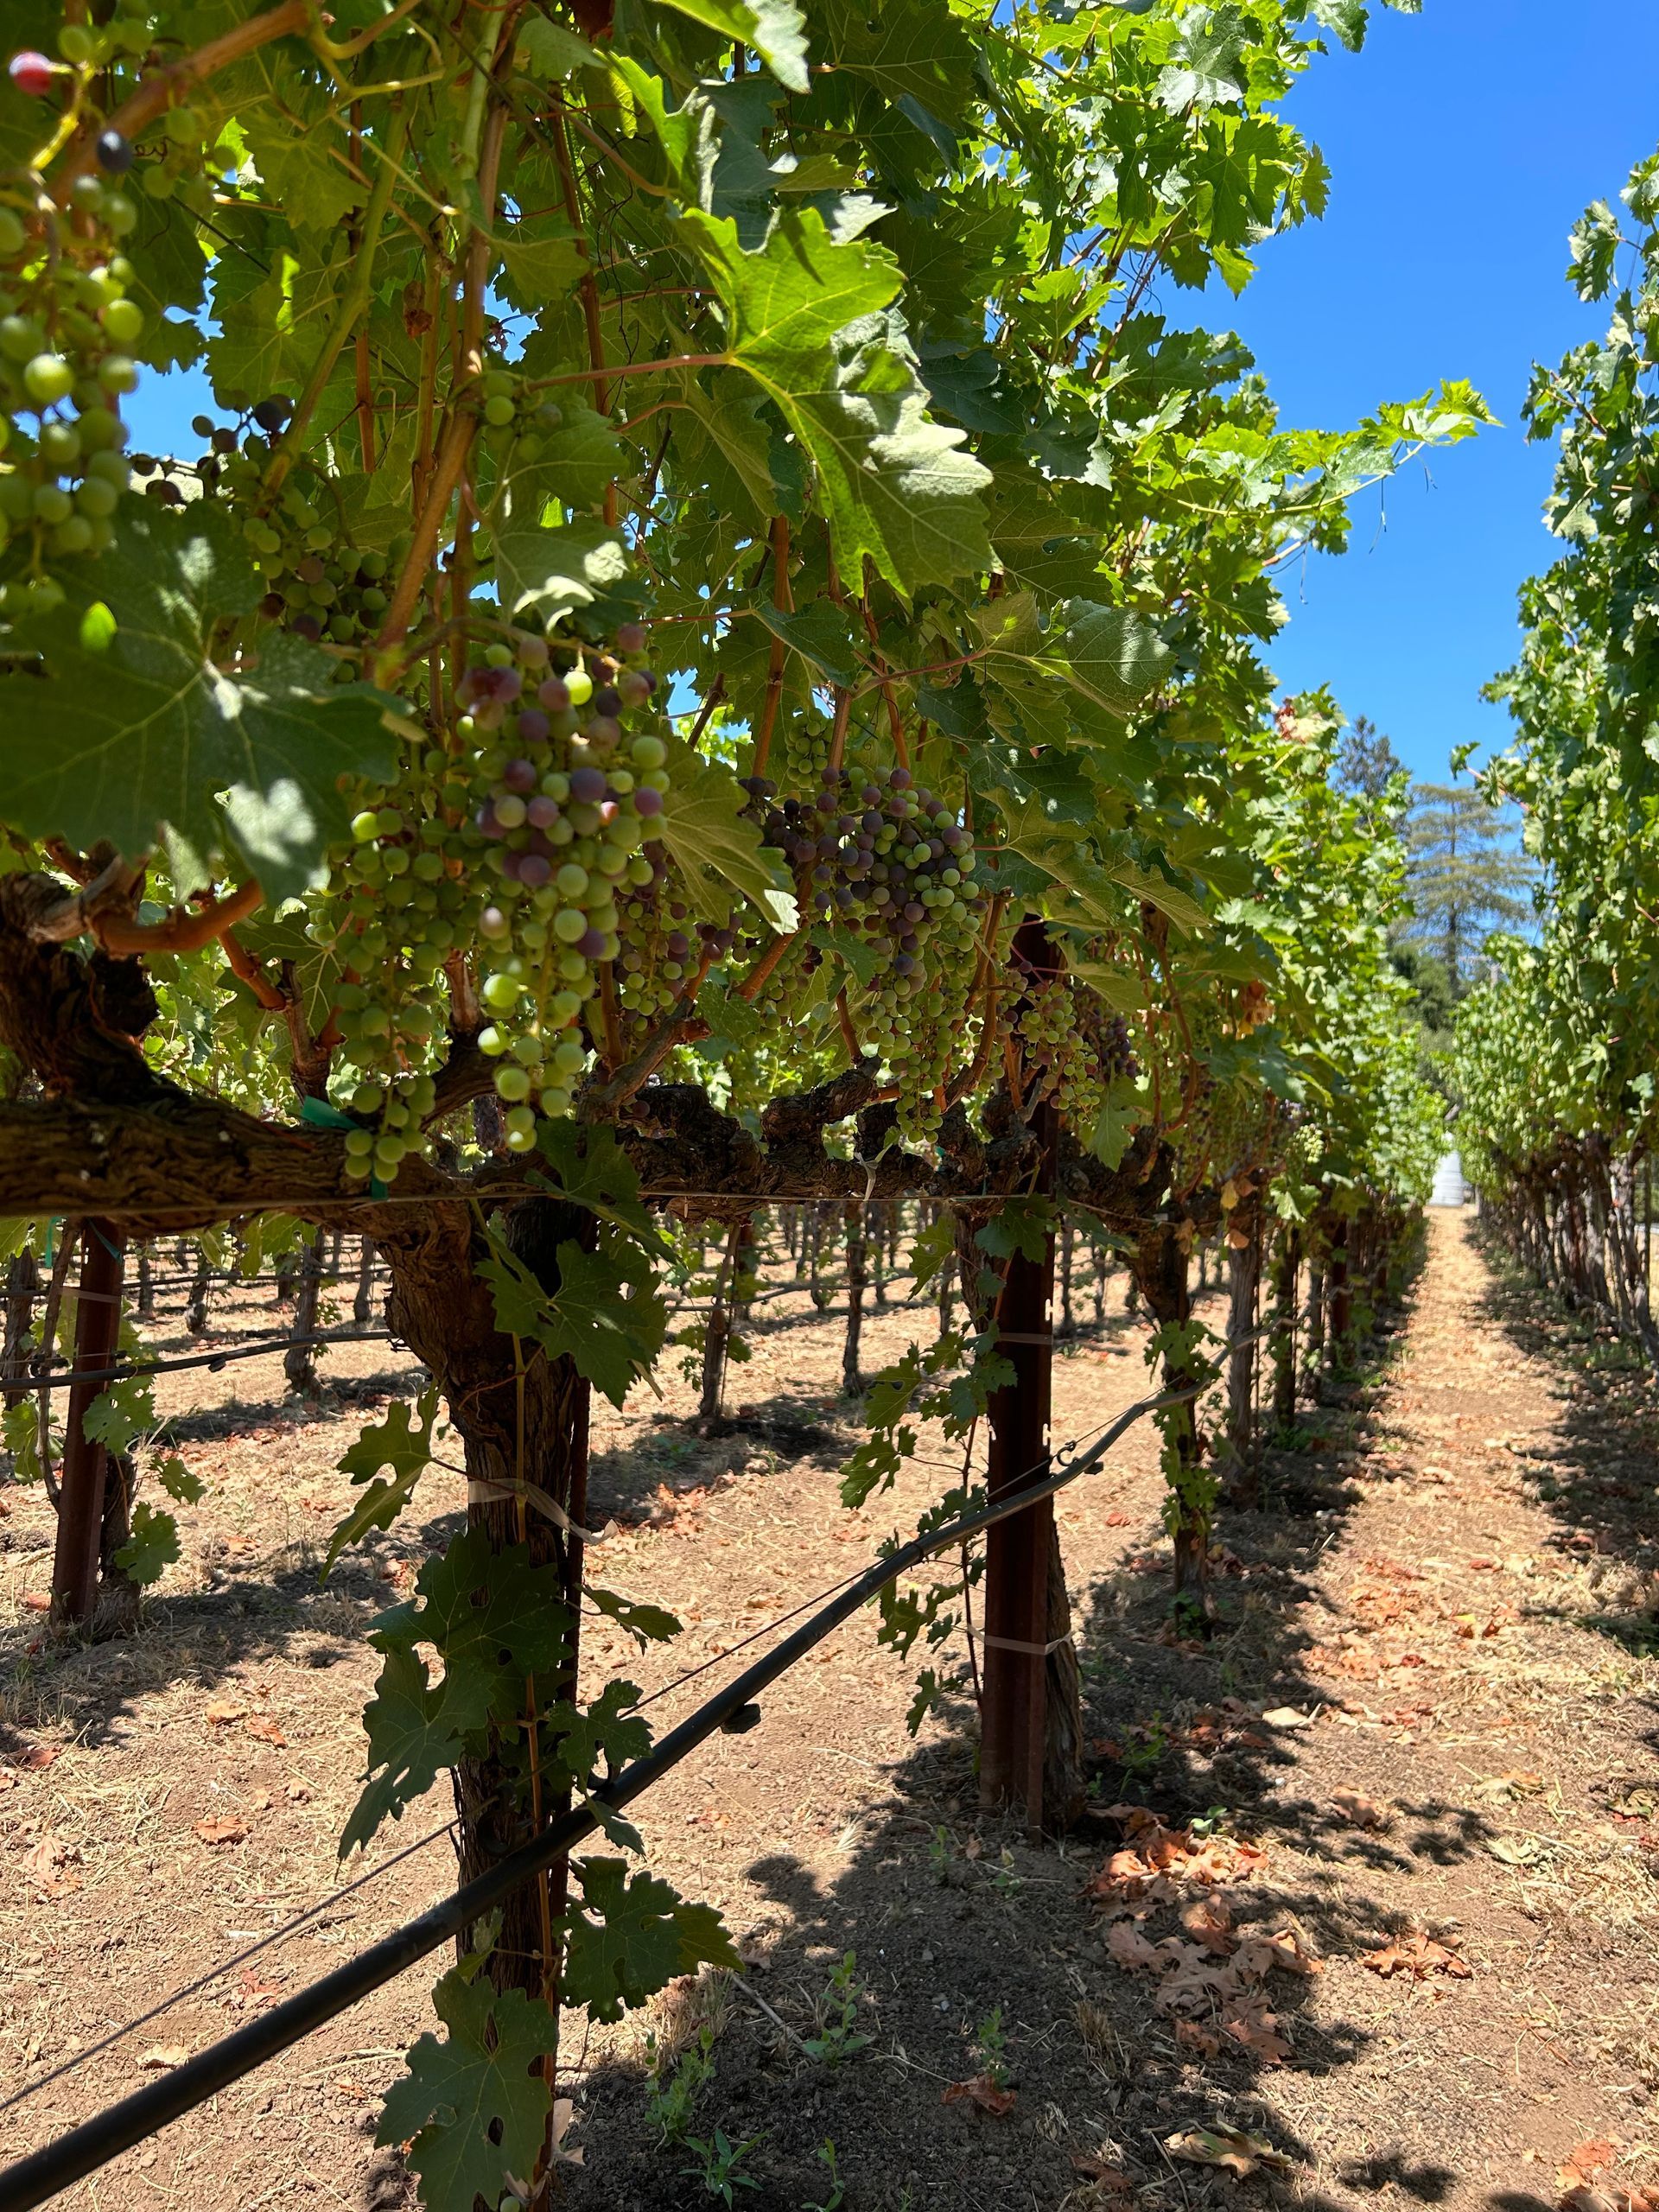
561,1857,738,2023
0,508,402,898
157,1456,207,1507
654,0,808,90
377,1970,558,2212
679,208,991,594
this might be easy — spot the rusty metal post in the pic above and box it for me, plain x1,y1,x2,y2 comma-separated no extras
51,1221,125,1624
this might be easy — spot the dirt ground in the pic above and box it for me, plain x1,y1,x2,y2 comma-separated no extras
3,1210,1659,2212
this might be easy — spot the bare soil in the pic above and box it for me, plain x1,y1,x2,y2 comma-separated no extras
3,1212,1658,2212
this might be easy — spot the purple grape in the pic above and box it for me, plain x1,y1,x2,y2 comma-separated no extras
569,766,607,804
475,803,505,840
538,675,571,712
614,620,647,656
890,766,912,791
666,931,689,958
516,708,550,746
527,795,560,830
592,684,622,719
518,855,553,888
96,129,133,175
583,715,622,751
893,952,915,976
618,669,653,708
501,758,537,793
577,927,607,958
292,613,321,641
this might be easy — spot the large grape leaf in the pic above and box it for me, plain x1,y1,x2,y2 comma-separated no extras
678,208,991,594
655,760,798,931
0,507,402,898
377,1970,558,2212
561,1858,738,2024
480,1232,669,1408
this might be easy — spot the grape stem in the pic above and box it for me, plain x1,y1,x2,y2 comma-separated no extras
49,0,315,207
220,928,287,1014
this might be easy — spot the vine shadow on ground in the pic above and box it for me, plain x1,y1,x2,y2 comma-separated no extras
563,1266,1506,2212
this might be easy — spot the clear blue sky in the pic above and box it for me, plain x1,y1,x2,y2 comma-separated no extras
130,2,1659,788
1211,0,1659,785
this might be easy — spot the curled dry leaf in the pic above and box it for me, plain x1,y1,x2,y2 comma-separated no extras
1260,1706,1316,1730
1107,1923,1164,1972
137,2044,189,2071
1360,1930,1471,1980
943,2075,1018,2118
1166,2126,1294,2177
1071,2152,1135,2192
204,1700,247,1727
1331,1784,1389,1831
1173,2019,1221,2058
22,1834,81,1898
194,1815,249,1847
245,1716,287,1746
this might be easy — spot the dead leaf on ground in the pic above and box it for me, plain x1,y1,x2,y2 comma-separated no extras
1166,2126,1294,2177
137,2044,189,2071
194,1816,249,1847
1104,1511,1132,1528
1173,2019,1221,2057
20,1593,50,1613
1106,1923,1163,1973
204,1700,247,1727
942,2075,1017,2117
1331,1785,1389,1831
1360,1931,1471,1980
1071,2152,1135,2190
21,1834,81,1897
16,1745,59,1773
1260,1706,1316,1730
245,1717,287,1746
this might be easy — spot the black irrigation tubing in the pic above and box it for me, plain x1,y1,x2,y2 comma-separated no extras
18,1328,410,1394
0,1815,461,2124
0,1376,1198,2212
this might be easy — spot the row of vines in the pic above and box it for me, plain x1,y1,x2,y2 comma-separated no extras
0,0,1463,2203
1453,148,1659,1359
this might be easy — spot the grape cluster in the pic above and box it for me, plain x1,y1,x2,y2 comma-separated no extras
321,621,667,1175
1015,976,1139,1121
743,762,986,1114
0,171,140,613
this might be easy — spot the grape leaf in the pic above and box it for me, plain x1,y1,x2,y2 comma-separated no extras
679,207,991,594
544,1678,652,1786
340,1643,461,1857
561,1857,739,2024
157,1456,207,1507
586,1587,683,1647
492,510,640,629
486,1238,669,1410
654,0,809,91
80,1374,156,1456
0,507,403,899
377,1970,558,2212
115,1502,180,1587
344,1529,572,1853
516,16,599,76
655,761,798,932
325,1384,444,1572
531,1122,668,1253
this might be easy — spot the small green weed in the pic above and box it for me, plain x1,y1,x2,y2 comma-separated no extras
801,2139,845,2210
645,2024,716,2145
683,2126,762,2205
973,2005,1009,2091
802,1952,873,2066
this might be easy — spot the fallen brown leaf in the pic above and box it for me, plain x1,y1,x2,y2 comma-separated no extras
194,1816,249,1847
245,1717,287,1746
21,1834,81,1897
1260,1706,1316,1730
942,2075,1017,2117
1071,2153,1135,2191
1166,2126,1294,2177
1360,1931,1471,1980
1173,2020,1221,2057
20,1593,50,1613
204,1700,247,1727
137,2044,189,2072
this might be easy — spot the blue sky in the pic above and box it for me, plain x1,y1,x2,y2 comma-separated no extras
130,1,1658,788
1209,0,1659,784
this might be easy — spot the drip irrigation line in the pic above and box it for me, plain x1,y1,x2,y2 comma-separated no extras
0,1815,460,2123
19,1328,410,1394
0,1376,1198,2212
